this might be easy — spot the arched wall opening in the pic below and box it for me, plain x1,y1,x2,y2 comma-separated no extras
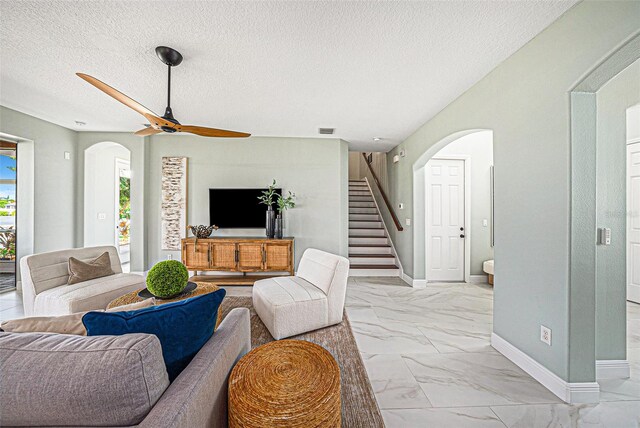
412,129,493,284
569,33,640,383
83,142,132,272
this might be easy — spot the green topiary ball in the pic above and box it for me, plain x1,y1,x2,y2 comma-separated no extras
146,260,189,298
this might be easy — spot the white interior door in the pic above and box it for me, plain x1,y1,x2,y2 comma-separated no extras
627,143,640,303
426,158,465,281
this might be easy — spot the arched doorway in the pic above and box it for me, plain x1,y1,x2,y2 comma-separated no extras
412,129,494,284
84,142,131,272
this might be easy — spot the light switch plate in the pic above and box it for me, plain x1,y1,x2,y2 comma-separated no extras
64,151,71,160
398,203,404,209
483,219,488,227
405,218,411,226
97,213,106,220
393,155,400,163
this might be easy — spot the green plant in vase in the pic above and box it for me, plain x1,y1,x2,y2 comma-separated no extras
275,191,296,239
258,179,278,238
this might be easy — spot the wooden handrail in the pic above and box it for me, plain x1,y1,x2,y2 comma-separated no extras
361,153,403,231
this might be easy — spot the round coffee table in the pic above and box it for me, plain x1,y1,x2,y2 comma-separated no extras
106,281,223,328
228,340,341,428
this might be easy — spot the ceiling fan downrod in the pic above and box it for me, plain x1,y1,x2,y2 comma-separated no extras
155,46,183,129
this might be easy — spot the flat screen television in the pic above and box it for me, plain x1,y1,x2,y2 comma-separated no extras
209,188,281,228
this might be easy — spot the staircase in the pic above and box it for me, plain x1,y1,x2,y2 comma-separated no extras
348,180,400,276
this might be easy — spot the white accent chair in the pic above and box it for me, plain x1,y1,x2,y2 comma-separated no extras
252,248,350,340
20,246,145,316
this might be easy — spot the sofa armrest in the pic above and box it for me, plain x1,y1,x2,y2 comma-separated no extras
19,256,37,316
139,308,251,428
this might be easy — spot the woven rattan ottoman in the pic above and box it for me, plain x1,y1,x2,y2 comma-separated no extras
228,340,341,427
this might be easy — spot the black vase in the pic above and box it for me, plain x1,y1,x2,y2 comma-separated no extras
274,215,284,239
265,206,276,238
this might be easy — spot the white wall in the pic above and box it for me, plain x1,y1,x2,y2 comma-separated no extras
629,104,640,143
83,143,130,248
429,131,493,275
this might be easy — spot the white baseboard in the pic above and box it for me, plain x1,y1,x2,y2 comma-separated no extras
468,275,488,284
596,360,630,379
491,333,599,404
401,273,427,288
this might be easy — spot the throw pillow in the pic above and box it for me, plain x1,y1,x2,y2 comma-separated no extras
0,299,156,335
83,289,226,381
68,252,114,285
1,312,95,335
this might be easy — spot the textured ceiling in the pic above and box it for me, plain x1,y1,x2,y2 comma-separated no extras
0,1,576,151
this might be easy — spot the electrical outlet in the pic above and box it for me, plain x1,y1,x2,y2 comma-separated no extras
64,151,71,160
483,219,488,227
540,325,552,346
97,213,106,220
405,218,411,226
167,254,173,260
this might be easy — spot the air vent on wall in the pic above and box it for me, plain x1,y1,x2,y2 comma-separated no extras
318,128,335,135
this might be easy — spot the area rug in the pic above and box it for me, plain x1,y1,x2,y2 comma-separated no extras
219,296,384,428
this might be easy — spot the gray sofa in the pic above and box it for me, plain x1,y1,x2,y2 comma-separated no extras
0,307,251,428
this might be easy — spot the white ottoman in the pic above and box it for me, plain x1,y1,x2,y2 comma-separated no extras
252,248,349,340
483,260,494,285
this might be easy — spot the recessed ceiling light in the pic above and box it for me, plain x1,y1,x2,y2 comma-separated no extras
75,120,86,126
373,137,382,141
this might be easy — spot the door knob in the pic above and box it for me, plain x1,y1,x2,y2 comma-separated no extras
460,227,464,231
460,234,465,238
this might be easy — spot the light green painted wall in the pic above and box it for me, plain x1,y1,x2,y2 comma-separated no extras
0,106,77,253
145,135,349,268
595,59,640,361
385,2,640,381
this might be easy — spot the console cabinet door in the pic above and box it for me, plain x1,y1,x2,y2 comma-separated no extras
210,242,238,271
264,242,292,272
237,243,264,271
182,242,211,270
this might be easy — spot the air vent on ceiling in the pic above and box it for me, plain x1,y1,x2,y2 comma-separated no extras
318,128,335,135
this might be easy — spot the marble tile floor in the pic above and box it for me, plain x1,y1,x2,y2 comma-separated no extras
2,278,639,427
346,277,640,428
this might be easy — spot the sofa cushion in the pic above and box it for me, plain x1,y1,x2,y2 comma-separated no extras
34,272,145,315
67,251,114,285
0,331,169,427
296,248,344,295
84,289,226,381
253,276,329,339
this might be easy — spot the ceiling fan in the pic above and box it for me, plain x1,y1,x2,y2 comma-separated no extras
77,46,250,138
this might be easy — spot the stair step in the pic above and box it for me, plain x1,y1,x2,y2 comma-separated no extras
349,202,376,208
349,236,388,245
349,221,382,228
349,191,371,196
349,267,400,277
349,254,395,258
350,207,377,213
350,264,398,269
349,255,396,265
349,229,386,237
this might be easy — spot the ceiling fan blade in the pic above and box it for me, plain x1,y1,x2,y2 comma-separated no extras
179,125,251,138
142,114,250,138
134,127,163,136
77,73,158,117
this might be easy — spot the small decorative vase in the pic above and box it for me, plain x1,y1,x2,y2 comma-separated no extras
274,215,284,239
265,206,276,238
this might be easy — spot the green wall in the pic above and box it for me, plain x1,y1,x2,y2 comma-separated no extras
384,1,640,381
595,60,640,361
